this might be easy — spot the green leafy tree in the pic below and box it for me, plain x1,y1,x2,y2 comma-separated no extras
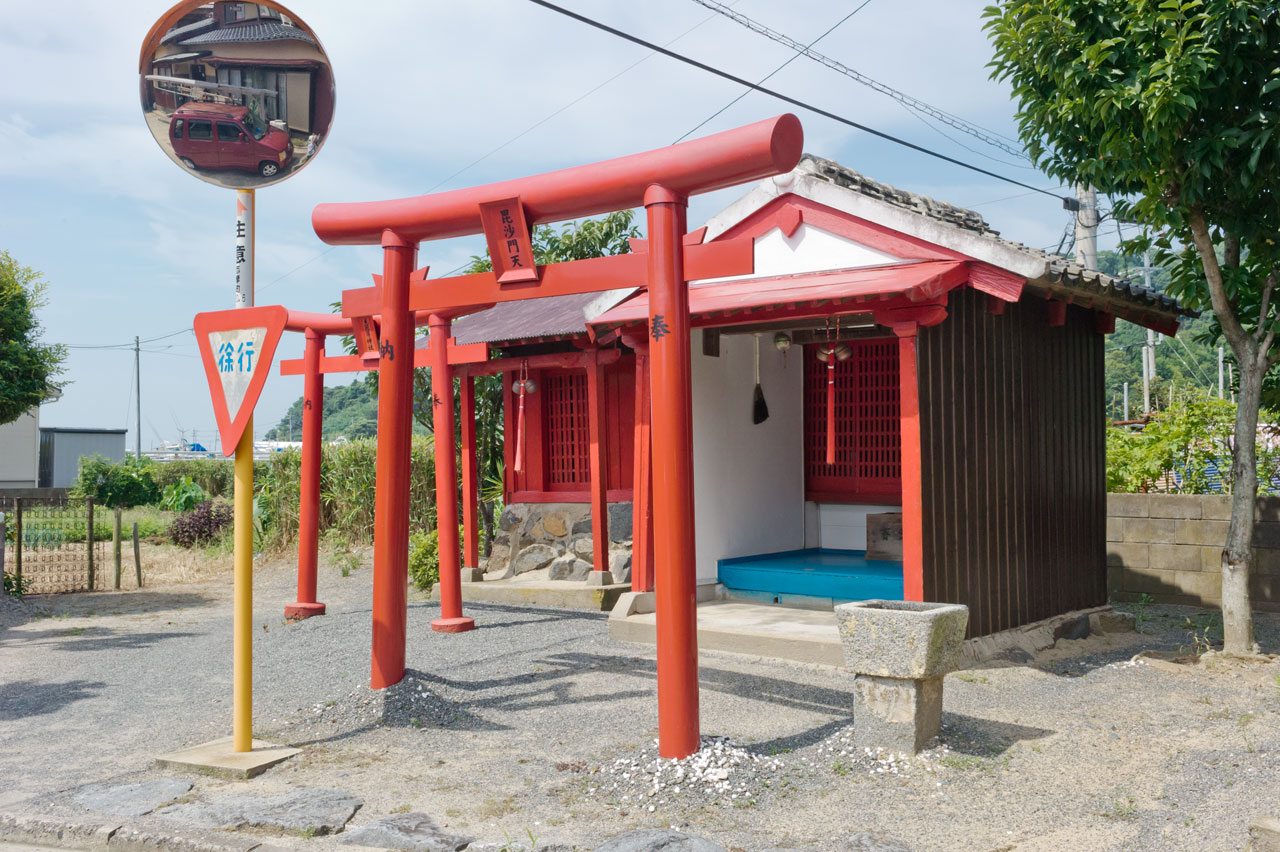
986,0,1280,652
1107,394,1280,493
0,251,66,425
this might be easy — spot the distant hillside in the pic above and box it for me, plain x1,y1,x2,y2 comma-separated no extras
265,379,429,441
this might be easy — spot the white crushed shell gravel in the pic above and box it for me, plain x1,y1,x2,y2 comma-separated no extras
585,737,789,812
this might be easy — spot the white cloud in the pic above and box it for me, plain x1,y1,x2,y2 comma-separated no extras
7,0,1069,442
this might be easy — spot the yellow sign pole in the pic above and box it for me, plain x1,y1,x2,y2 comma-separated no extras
233,414,253,751
233,188,255,753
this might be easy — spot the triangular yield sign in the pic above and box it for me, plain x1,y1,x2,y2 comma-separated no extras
194,306,288,457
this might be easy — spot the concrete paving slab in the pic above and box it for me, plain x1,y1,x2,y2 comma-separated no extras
153,738,298,780
338,812,471,851
609,601,844,666
154,789,361,835
73,780,193,817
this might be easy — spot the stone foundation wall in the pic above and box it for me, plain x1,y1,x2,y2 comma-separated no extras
485,502,633,584
1107,493,1280,611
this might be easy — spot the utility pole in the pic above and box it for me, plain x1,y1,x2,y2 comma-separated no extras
1073,184,1099,272
134,336,142,460
1123,382,1130,421
1142,251,1156,416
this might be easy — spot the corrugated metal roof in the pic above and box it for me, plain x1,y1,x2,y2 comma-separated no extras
182,21,316,46
428,290,633,347
154,51,210,63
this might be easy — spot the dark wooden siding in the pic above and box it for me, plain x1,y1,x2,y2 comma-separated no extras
918,289,1106,637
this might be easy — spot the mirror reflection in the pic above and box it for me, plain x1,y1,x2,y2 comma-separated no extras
141,1,335,189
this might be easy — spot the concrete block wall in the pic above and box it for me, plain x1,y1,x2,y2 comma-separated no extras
1107,493,1280,611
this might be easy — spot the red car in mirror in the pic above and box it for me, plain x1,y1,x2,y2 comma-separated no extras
170,103,292,177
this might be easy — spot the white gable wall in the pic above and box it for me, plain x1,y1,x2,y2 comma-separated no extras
753,223,900,276
696,222,903,286
691,331,804,584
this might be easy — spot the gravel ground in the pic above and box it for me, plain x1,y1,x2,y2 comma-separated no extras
2,556,1279,852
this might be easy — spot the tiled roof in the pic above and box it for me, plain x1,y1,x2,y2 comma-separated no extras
181,21,316,46
799,155,1191,319
161,17,217,45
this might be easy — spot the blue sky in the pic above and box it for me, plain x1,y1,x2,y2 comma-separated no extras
3,0,1112,451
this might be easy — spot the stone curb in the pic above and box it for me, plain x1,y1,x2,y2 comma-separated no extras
0,813,292,852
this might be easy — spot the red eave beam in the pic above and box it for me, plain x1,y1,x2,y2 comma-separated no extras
340,240,754,319
456,348,621,378
313,115,803,246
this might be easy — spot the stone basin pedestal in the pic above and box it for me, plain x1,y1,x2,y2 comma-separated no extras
834,599,969,754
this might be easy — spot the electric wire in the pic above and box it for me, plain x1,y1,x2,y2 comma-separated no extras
897,104,1037,171
524,0,1065,200
964,186,1067,208
259,4,745,294
684,0,1030,160
673,1,872,144
63,327,193,350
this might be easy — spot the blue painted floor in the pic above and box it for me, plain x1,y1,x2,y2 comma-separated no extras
718,548,903,603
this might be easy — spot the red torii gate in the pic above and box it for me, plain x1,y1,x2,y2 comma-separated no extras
312,115,803,758
275,310,443,621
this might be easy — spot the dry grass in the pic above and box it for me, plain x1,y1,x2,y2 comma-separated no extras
138,541,232,586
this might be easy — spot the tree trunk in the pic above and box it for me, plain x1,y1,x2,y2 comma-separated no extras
1223,352,1261,655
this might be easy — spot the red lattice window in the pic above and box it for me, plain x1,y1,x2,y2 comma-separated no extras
804,340,902,501
543,371,590,488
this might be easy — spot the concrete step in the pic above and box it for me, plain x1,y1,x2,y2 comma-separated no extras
609,600,844,667
432,579,630,611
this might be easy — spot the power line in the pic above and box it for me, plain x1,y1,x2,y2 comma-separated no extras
965,186,1067,208
897,104,1036,171
260,5,745,294
63,327,193,350
674,1,872,144
525,0,1064,200
430,4,739,193
685,0,1030,160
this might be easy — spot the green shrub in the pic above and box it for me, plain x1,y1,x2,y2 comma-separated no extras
407,525,465,592
160,477,208,513
408,530,440,592
255,437,437,548
150,459,235,499
3,571,30,598
21,523,66,550
71,455,160,508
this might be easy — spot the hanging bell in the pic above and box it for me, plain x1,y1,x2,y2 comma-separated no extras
773,332,792,352
523,378,538,394
833,342,853,361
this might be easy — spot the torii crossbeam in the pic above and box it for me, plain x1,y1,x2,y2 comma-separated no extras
311,114,804,758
